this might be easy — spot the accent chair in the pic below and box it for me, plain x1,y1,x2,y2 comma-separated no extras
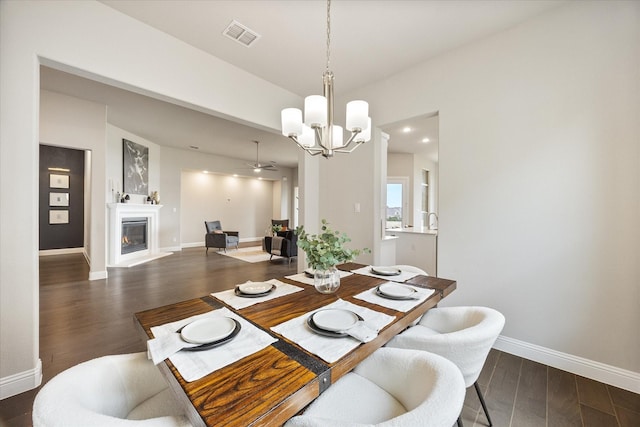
204,220,239,253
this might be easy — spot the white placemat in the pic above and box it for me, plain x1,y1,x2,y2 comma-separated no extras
148,307,277,382
353,283,434,312
271,299,395,363
285,270,353,286
211,279,303,309
351,266,420,283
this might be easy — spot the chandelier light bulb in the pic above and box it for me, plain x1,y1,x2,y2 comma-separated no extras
355,117,372,143
300,125,315,147
331,125,344,149
281,108,302,136
346,100,369,131
304,95,328,128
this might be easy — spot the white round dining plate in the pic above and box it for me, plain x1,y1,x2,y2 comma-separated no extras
312,309,359,332
378,283,417,299
180,317,237,344
371,266,402,276
238,282,273,295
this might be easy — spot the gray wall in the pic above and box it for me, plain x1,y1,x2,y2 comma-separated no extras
39,145,85,250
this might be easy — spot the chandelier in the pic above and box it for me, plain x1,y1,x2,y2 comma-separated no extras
281,0,371,158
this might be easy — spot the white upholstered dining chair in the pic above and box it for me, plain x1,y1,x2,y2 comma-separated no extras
32,352,192,427
284,347,465,427
386,306,505,427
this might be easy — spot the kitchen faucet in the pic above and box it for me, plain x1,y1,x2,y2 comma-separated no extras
427,212,439,230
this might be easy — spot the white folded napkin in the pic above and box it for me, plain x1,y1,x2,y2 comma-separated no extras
271,299,395,363
285,270,353,286
353,283,435,312
343,321,377,342
148,307,277,382
351,266,420,283
211,279,303,309
148,330,200,365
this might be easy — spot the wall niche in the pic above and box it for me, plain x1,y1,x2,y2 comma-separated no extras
39,144,85,250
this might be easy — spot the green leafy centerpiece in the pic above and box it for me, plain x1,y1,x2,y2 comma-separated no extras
270,224,283,236
295,220,367,293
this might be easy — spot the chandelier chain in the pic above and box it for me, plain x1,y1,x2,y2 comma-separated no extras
326,0,331,72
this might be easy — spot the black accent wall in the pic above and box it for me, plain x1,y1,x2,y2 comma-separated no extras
39,145,85,250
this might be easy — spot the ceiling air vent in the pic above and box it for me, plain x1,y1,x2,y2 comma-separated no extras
223,20,261,48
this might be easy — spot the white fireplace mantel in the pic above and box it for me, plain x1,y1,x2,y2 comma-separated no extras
107,203,171,267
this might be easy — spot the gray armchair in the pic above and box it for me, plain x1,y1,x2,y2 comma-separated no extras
205,221,239,253
264,230,298,264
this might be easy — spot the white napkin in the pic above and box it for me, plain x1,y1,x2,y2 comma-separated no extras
147,330,200,365
211,279,304,309
148,307,277,382
285,270,353,286
351,266,420,283
343,321,378,342
353,282,435,312
271,299,395,363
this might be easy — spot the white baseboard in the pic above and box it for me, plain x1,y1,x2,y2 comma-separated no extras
161,246,182,252
38,247,84,256
181,242,203,249
239,237,263,243
181,238,263,250
88,270,108,280
494,335,640,393
0,359,42,400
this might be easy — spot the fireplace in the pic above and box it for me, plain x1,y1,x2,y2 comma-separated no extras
108,203,170,267
121,217,148,255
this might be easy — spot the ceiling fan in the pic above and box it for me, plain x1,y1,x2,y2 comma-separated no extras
245,140,278,172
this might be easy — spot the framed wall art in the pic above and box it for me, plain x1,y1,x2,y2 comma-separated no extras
49,210,69,224
50,174,69,189
123,139,149,195
49,192,69,207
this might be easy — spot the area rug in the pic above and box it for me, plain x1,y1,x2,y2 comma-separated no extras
217,246,273,263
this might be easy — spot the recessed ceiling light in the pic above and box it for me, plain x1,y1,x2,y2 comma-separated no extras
233,174,238,177
402,127,412,133
421,138,430,143
203,170,209,174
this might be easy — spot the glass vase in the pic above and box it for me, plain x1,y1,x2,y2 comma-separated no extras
314,266,341,294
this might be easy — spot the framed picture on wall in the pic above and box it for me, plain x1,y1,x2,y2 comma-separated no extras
49,210,69,224
123,139,149,195
49,192,69,207
50,174,69,189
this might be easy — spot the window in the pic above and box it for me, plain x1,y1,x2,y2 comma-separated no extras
386,177,408,229
420,169,430,229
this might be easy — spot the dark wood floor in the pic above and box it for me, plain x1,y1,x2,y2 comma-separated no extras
1,247,638,426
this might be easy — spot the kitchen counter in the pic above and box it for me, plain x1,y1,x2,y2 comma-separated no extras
386,227,437,236
384,229,437,276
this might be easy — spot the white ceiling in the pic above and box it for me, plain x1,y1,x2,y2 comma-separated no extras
41,1,567,168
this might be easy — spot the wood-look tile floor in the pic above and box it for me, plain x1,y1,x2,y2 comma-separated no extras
1,247,638,426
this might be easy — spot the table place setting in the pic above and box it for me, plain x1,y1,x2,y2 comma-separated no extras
147,307,277,382
353,282,435,312
271,299,395,363
285,269,353,286
211,278,303,310
351,265,422,282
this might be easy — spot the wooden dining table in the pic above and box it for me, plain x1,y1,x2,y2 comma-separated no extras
134,263,456,427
